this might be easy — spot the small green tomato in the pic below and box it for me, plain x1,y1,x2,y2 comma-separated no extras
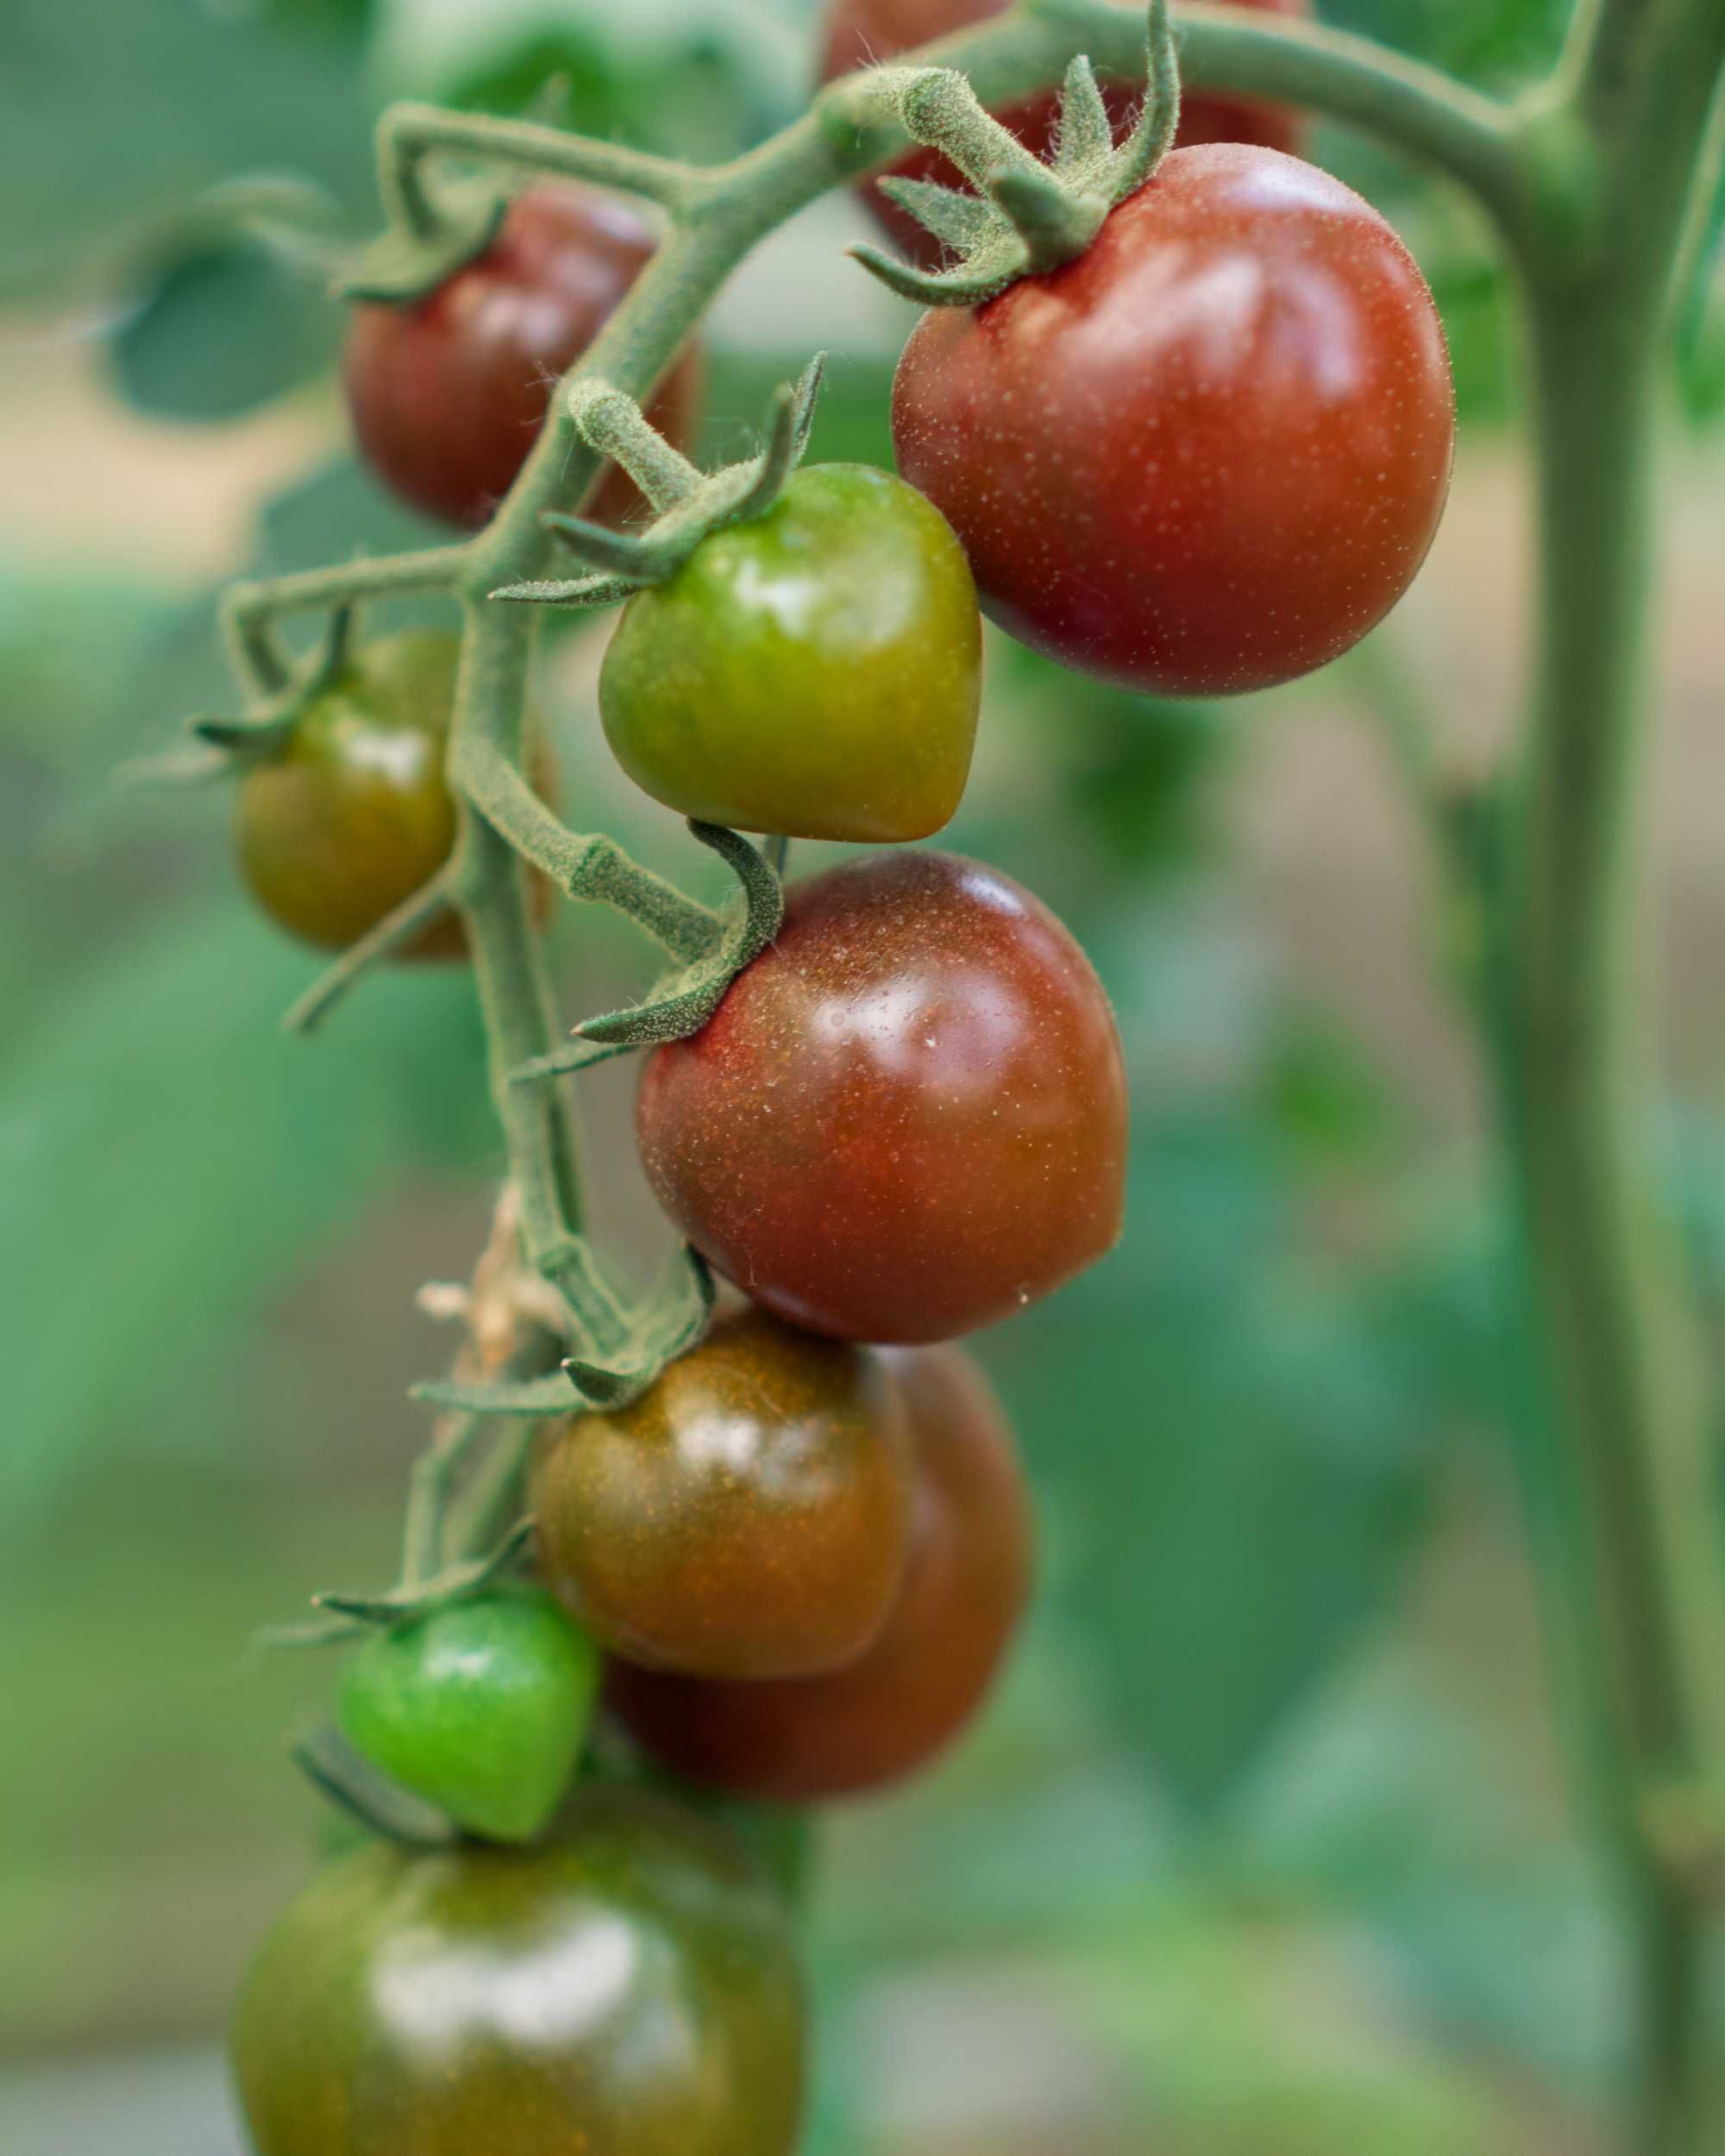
336,1589,599,1844
599,464,982,843
235,630,465,956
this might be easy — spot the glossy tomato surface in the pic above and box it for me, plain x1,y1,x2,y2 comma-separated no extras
233,1787,805,2156
336,1590,599,1843
636,852,1129,1344
892,144,1456,696
608,1343,1032,1802
345,183,701,531
534,1307,913,1680
599,464,981,843
235,630,465,956
818,0,1308,270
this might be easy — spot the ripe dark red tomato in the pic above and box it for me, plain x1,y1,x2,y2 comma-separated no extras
232,1787,805,2156
636,851,1129,1345
235,630,466,956
345,183,701,531
892,144,1456,697
817,0,1308,271
607,1344,1032,1802
533,1307,913,1680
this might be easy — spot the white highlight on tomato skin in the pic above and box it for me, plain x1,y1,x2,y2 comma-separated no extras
373,1918,643,2054
330,721,434,789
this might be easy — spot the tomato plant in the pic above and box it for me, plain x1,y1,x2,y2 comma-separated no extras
345,183,701,531
233,1788,805,2156
336,1589,599,1843
599,463,982,843
533,1307,913,1679
146,0,1725,2140
892,144,1457,695
818,0,1308,271
235,630,467,956
607,1343,1032,1802
636,850,1130,1344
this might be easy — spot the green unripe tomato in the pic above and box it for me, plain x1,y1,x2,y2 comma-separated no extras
235,630,465,956
233,1788,806,2156
336,1589,599,1844
599,464,982,843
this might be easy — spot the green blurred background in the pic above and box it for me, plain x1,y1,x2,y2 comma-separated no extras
6,0,1725,2149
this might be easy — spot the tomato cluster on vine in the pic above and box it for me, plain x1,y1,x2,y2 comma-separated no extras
227,3,1461,2149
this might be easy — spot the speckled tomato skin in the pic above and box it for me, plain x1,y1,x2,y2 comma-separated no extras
533,1307,913,1680
599,464,981,843
231,1788,805,2156
635,852,1129,1345
235,630,466,957
892,144,1457,697
235,631,552,958
817,0,1308,271
606,1344,1032,1802
344,183,701,532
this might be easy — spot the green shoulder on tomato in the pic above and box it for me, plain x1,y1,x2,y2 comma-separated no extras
599,464,982,844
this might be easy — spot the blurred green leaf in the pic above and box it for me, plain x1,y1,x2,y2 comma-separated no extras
1319,0,1570,85
1233,1658,1618,2083
1675,153,1725,423
376,0,805,160
985,905,1496,1810
111,240,343,423
0,901,493,1536
0,0,373,304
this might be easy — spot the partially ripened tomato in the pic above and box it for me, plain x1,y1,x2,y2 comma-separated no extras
235,630,467,956
817,0,1308,271
607,1344,1032,1802
891,144,1456,697
533,1307,913,1680
336,1589,599,1843
233,1787,805,2156
599,464,981,843
344,183,701,530
636,851,1129,1344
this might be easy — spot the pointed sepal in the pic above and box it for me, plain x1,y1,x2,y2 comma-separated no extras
310,1518,536,1626
568,823,781,1050
336,176,510,304
852,0,1182,306
289,1721,459,1849
561,1248,714,1411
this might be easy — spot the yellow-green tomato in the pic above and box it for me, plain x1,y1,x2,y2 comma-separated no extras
232,1788,806,2156
235,630,464,956
599,464,982,843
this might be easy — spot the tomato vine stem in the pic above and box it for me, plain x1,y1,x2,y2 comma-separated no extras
1481,1,1725,2146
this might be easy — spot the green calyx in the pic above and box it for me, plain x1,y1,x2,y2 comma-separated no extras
415,1243,717,1420
518,820,784,1074
122,605,355,789
850,0,1180,307
492,354,827,611
259,1517,537,1659
335,172,510,306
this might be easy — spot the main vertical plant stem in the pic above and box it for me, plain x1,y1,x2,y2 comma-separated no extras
1493,2,1725,2143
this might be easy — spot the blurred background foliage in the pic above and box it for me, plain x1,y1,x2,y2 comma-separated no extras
5,2,1725,2152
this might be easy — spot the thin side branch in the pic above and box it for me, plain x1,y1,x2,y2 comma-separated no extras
379,104,698,232
452,736,721,956
222,548,468,693
284,870,457,1035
